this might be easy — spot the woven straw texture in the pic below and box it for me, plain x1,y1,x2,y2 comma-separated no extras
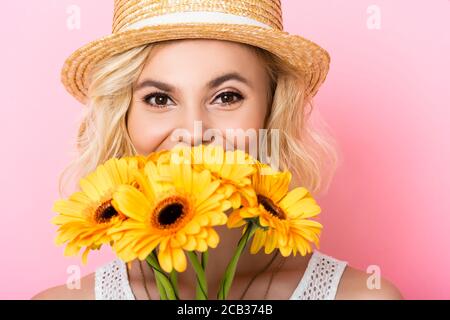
61,0,330,104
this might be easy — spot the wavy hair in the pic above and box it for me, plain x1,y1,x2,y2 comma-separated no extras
58,41,340,199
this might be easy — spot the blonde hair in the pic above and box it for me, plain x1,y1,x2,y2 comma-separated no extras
58,41,341,199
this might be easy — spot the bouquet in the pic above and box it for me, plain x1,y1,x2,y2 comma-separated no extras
52,145,322,300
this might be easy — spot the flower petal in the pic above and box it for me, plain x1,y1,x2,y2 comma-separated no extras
279,187,309,211
158,248,173,273
112,185,151,222
172,248,187,272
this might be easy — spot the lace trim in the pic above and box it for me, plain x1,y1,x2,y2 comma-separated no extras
289,250,347,300
95,251,347,300
94,259,136,300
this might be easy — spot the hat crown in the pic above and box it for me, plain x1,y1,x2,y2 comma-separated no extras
112,0,283,33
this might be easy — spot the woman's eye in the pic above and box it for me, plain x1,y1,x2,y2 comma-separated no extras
142,91,243,109
142,92,175,108
213,91,244,106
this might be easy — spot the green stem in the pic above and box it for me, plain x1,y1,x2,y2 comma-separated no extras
201,251,209,270
146,253,178,300
153,268,168,300
169,270,179,299
187,251,208,300
198,251,209,298
217,223,258,300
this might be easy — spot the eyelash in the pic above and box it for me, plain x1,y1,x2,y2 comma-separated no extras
142,91,244,109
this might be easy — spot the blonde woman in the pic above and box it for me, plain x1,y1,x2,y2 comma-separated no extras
33,0,402,300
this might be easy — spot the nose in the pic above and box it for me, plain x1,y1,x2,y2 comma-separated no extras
171,107,215,147
181,134,215,147
174,125,215,147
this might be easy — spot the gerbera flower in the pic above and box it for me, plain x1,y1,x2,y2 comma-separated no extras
52,157,139,264
110,157,231,273
227,162,323,257
175,144,258,210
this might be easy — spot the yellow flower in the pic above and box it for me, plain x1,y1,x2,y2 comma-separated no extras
172,144,258,210
52,157,139,264
146,149,172,164
110,157,230,273
227,162,323,257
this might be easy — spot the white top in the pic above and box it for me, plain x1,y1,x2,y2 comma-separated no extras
95,250,347,300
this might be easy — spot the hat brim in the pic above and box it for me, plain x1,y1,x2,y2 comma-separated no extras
61,23,330,104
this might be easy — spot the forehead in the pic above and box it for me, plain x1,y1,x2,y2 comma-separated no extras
139,39,266,81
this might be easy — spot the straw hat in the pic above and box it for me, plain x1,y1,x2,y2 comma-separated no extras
61,0,331,105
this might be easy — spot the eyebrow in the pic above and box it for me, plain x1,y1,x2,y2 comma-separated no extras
134,72,253,92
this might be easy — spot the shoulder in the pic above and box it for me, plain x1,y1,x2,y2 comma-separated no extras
336,265,403,300
31,272,95,300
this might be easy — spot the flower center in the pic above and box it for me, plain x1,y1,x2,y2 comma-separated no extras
152,196,190,229
257,195,286,220
94,199,118,223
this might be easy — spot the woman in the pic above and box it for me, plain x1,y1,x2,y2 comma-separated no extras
33,0,402,300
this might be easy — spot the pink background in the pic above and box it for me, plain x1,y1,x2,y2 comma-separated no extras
0,0,448,299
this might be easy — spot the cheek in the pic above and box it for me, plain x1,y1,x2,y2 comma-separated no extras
212,99,268,131
127,107,173,155
209,101,269,153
